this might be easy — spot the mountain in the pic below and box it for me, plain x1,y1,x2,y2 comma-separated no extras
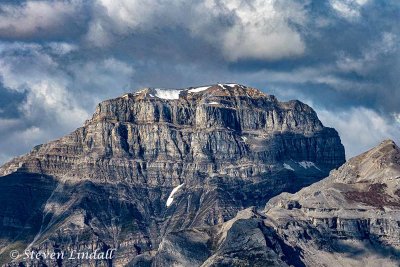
0,84,345,266
154,140,400,266
264,139,400,266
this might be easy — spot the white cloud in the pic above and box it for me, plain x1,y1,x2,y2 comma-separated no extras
47,42,78,55
245,65,367,93
85,20,112,47
395,113,400,124
0,43,134,127
200,0,307,61
318,107,400,158
0,0,308,61
0,45,94,162
0,1,82,38
21,80,88,127
89,0,307,61
97,0,158,29
87,0,186,46
330,0,369,19
0,46,59,92
0,42,137,164
0,42,137,125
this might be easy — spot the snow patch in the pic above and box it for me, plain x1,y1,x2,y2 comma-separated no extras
283,163,294,171
218,83,245,88
208,101,219,105
149,94,154,97
188,86,210,93
155,89,182,100
298,161,321,171
166,183,184,207
134,88,147,95
241,136,247,142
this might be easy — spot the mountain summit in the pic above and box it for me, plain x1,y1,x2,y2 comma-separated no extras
0,83,345,266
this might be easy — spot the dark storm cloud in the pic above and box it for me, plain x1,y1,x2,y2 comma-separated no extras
0,0,399,162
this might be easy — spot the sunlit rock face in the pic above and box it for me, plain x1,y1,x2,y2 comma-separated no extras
260,140,400,266
0,84,345,266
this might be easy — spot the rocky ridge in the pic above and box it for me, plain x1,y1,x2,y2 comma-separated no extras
0,83,345,266
263,139,400,266
152,140,400,266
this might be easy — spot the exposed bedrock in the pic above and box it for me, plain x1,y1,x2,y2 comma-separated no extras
0,84,345,266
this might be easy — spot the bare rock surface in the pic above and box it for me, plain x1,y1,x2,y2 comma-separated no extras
147,140,400,267
262,139,400,266
0,84,345,266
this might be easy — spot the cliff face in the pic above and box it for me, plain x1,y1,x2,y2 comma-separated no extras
0,84,345,266
262,139,400,266
146,140,400,267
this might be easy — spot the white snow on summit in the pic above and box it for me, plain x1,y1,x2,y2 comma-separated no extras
218,83,245,88
188,86,210,93
155,89,182,100
133,84,246,100
134,88,146,94
224,83,239,87
166,183,185,207
154,86,211,99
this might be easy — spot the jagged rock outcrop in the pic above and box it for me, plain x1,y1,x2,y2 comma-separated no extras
0,84,345,266
147,140,400,267
143,207,306,267
263,139,400,266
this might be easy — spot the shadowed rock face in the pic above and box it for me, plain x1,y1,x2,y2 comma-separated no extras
0,84,345,266
148,140,400,267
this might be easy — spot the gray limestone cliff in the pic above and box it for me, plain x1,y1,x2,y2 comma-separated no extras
0,84,345,266
152,140,400,266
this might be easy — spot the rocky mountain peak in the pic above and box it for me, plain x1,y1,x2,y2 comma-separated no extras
0,83,346,266
266,140,400,212
259,139,400,266
330,139,400,184
356,139,399,168
126,83,270,100
87,83,325,137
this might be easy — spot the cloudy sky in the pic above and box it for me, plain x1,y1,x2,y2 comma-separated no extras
0,0,399,163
